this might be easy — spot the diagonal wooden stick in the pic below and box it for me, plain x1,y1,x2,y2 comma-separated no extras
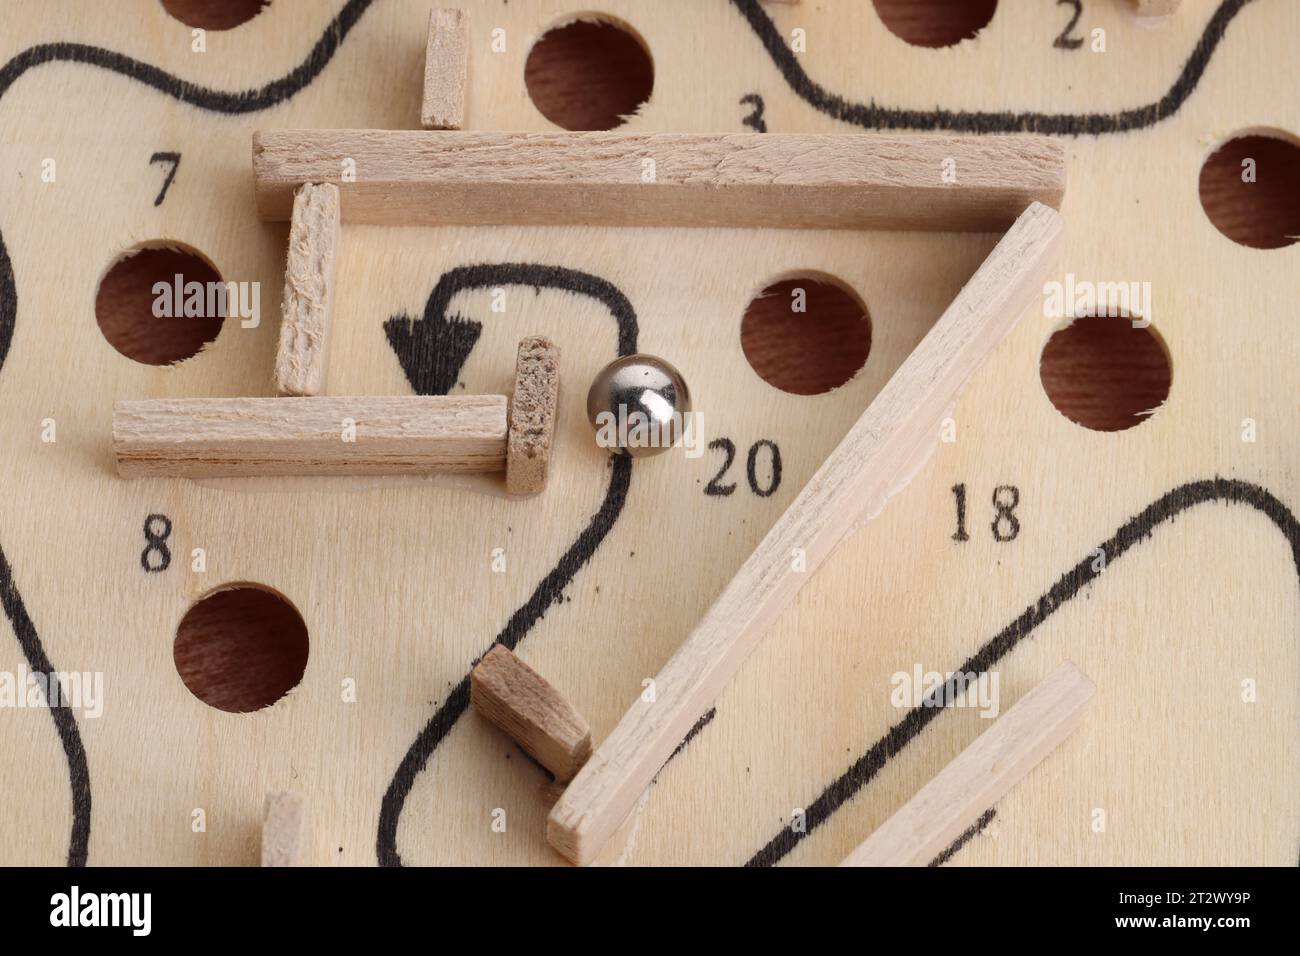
841,662,1095,867
547,202,1064,865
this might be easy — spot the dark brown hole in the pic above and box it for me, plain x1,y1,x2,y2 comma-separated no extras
741,277,871,396
873,0,997,47
96,246,225,366
174,586,309,714
525,19,654,131
1040,316,1171,432
1199,133,1300,249
159,0,269,31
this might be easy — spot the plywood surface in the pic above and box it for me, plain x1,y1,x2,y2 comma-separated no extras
0,0,1295,867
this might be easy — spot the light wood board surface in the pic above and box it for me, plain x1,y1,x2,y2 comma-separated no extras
0,0,1295,867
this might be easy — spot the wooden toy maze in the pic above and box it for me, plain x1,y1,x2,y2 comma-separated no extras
0,0,1296,867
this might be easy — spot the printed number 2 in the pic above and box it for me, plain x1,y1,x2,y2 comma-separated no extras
141,513,172,572
1053,0,1084,50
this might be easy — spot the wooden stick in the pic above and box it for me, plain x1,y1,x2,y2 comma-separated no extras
471,645,592,782
546,202,1063,865
840,662,1095,866
261,791,307,866
113,396,507,478
506,336,560,496
275,183,340,396
421,8,469,130
253,130,1065,231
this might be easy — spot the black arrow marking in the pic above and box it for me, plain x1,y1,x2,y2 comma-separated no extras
0,0,1283,868
384,310,481,395
731,0,1258,135
377,263,639,867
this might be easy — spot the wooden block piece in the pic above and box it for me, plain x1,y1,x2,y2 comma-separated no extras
471,645,592,782
546,202,1064,865
253,130,1065,232
506,336,560,496
841,662,1095,866
261,791,307,866
113,395,507,478
421,8,469,130
276,183,340,396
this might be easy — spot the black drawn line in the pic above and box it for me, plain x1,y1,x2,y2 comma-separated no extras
747,478,1300,866
0,0,380,866
0,546,92,867
929,808,997,867
731,0,1257,135
376,264,638,867
0,0,1286,868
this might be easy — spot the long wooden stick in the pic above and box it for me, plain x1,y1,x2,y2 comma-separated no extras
275,183,340,397
113,396,507,477
253,130,1064,231
840,662,1095,866
547,202,1063,865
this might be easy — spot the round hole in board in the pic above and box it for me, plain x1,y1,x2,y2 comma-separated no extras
1039,315,1172,432
159,0,269,31
95,244,226,366
872,0,997,48
525,17,654,131
174,585,309,714
740,275,871,396
1199,132,1300,249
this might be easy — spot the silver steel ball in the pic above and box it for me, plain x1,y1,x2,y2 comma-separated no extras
586,354,692,458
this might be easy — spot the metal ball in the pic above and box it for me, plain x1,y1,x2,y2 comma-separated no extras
586,354,692,458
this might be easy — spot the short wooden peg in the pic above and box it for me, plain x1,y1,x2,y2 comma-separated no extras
472,645,592,782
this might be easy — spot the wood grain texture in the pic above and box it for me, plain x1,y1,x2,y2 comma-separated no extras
421,8,468,130
113,396,507,477
547,203,1064,865
1,0,1295,869
471,645,592,782
275,183,340,396
252,130,1065,230
506,336,559,496
840,662,1095,867
1131,0,1181,16
261,791,307,867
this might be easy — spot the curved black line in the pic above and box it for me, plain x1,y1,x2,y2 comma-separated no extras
0,546,92,866
376,264,638,867
0,0,1284,868
747,478,1300,866
0,0,378,374
0,0,380,866
732,0,1258,135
